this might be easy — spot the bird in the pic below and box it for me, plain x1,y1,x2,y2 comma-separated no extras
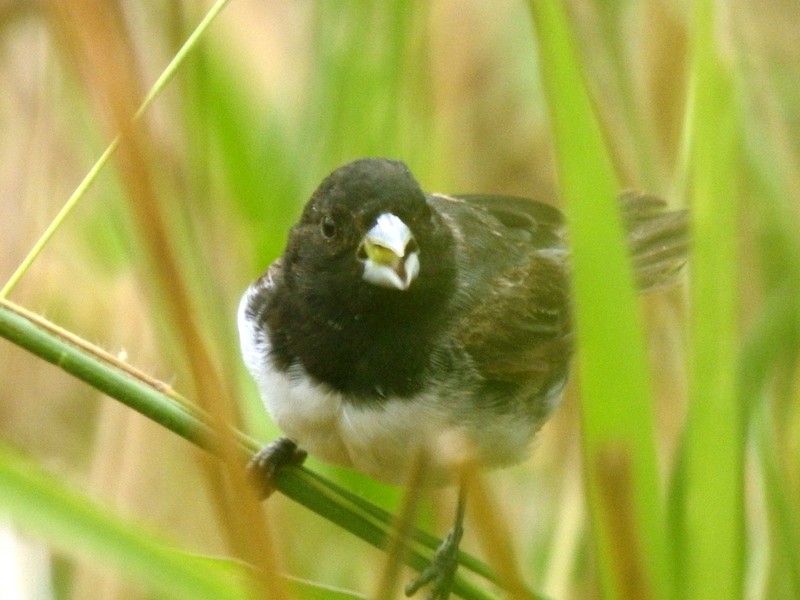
238,157,689,599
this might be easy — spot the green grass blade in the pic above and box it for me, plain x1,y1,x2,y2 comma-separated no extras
286,576,365,600
680,1,744,598
526,1,671,598
172,554,367,600
737,285,800,598
0,444,252,600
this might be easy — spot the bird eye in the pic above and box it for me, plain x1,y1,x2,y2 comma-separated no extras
321,215,336,238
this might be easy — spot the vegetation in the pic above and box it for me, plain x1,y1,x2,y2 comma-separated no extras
0,1,798,598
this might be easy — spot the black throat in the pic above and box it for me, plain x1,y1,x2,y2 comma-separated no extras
265,274,455,402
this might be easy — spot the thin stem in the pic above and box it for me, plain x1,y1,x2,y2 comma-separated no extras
0,0,233,299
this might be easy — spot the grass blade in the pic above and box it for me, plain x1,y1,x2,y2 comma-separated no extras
679,1,744,597
0,444,251,600
526,1,671,597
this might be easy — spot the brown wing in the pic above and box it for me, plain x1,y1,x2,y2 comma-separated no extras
440,193,573,389
450,191,687,389
456,252,572,388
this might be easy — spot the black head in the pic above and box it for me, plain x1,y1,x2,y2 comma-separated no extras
282,158,455,319
302,158,427,225
265,158,458,397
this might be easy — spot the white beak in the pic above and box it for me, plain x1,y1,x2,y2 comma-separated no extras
358,213,420,290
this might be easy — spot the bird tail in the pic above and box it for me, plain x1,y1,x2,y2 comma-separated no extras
620,191,690,293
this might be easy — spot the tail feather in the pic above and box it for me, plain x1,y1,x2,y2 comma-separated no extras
620,191,690,293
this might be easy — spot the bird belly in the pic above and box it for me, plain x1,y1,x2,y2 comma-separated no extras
258,361,447,484
252,360,547,485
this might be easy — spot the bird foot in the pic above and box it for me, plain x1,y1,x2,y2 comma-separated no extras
405,524,464,600
247,437,307,499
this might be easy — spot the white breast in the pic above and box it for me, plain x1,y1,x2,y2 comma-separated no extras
262,366,458,483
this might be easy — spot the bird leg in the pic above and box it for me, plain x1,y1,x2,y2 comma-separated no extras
247,437,307,499
405,485,467,600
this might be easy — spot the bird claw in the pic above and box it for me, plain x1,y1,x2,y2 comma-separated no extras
405,525,464,600
247,437,307,499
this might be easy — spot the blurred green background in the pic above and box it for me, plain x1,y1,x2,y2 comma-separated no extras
0,0,798,599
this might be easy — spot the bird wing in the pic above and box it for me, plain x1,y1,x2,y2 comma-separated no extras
433,194,573,389
452,193,565,250
456,253,573,387
445,190,687,388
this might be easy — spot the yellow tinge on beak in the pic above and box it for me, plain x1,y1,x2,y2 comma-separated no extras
358,213,420,290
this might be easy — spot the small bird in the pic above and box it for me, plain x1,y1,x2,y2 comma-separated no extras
238,158,688,599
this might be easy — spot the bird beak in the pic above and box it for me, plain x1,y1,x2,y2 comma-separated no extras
358,213,420,290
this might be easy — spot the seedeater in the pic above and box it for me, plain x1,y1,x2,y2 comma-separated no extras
238,158,688,599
